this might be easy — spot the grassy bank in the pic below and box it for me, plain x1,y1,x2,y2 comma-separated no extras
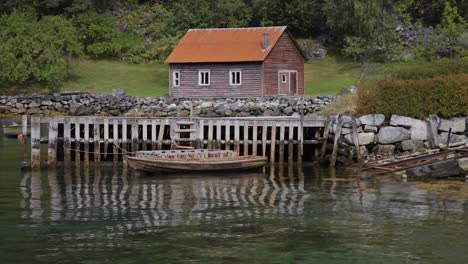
63,60,168,97
62,58,363,97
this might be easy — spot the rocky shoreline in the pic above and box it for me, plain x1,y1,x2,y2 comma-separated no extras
328,114,468,161
0,92,334,117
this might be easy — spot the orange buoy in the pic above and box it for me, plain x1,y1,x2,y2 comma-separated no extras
17,132,25,143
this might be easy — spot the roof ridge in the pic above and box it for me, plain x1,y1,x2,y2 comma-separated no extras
188,26,287,32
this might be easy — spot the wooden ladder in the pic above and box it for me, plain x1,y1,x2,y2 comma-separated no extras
172,104,196,150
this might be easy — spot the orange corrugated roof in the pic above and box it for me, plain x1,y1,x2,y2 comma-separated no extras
165,26,287,63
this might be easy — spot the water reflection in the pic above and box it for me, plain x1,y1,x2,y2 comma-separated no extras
21,166,313,230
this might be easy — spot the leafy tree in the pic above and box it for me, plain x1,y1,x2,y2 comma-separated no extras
438,2,467,58
0,11,82,91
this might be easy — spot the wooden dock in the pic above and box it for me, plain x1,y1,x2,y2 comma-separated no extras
24,115,358,169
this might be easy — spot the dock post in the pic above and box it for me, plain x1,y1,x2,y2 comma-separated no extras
208,120,213,150
288,123,294,164
74,118,81,167
428,115,439,149
63,118,71,167
252,124,258,156
158,121,165,150
113,119,119,166
47,119,58,167
320,117,332,162
93,118,101,166
351,120,361,162
132,121,138,154
151,120,157,150
22,115,28,138
270,124,276,164
142,119,148,151
279,123,285,164
216,121,222,149
103,118,109,160
31,117,41,169
330,115,343,167
314,129,320,159
243,122,249,156
262,124,267,157
225,122,231,150
234,120,240,155
122,119,128,168
83,118,90,168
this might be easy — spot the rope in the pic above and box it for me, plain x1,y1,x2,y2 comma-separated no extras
62,143,137,155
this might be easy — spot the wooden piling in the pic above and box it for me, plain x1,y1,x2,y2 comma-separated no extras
330,116,344,167
288,124,294,164
22,115,28,138
351,120,361,162
225,122,231,150
279,124,285,164
252,124,258,156
158,121,165,150
197,119,204,149
142,119,148,151
243,122,249,156
132,121,138,154
93,119,101,165
262,124,267,157
320,117,332,162
31,117,41,169
208,120,213,150
103,119,109,161
75,119,81,167
151,120,157,150
428,115,439,149
270,124,276,163
216,121,222,149
122,119,128,168
234,120,240,155
83,119,90,168
64,118,71,166
47,120,58,167
113,119,119,166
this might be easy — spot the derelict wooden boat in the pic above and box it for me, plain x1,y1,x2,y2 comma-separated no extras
127,149,267,173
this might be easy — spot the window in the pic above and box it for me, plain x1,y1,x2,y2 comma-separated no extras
198,70,210,86
173,70,180,87
282,74,287,83
230,70,242,86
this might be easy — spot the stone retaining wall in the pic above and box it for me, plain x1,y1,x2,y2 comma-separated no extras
0,92,334,117
330,114,468,160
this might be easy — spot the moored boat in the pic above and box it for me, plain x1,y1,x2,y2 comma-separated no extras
127,149,267,173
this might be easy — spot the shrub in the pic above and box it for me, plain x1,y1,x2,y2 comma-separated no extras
0,11,82,92
73,12,141,59
356,73,468,119
384,58,468,80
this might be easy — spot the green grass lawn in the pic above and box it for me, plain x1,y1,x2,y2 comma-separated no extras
63,59,168,97
63,57,363,97
305,57,361,96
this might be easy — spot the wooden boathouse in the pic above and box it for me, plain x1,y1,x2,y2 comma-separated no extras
165,26,305,97
26,114,363,169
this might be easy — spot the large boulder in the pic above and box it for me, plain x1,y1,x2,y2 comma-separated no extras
359,114,385,127
344,132,375,146
438,133,468,145
389,115,428,140
372,145,395,156
400,139,426,152
407,159,462,179
439,117,466,133
377,127,411,144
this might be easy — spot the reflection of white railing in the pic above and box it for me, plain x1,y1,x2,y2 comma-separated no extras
22,168,309,230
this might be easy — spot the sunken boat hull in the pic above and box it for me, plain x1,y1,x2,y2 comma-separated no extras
127,150,267,173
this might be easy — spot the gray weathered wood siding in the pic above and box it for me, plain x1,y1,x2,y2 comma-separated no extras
169,63,263,97
263,32,305,96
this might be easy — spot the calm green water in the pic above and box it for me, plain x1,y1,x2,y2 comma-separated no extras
1,123,468,264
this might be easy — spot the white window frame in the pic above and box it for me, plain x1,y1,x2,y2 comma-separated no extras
173,70,180,87
198,70,211,86
229,70,242,86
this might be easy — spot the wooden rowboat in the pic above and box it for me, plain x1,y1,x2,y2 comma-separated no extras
127,149,267,173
